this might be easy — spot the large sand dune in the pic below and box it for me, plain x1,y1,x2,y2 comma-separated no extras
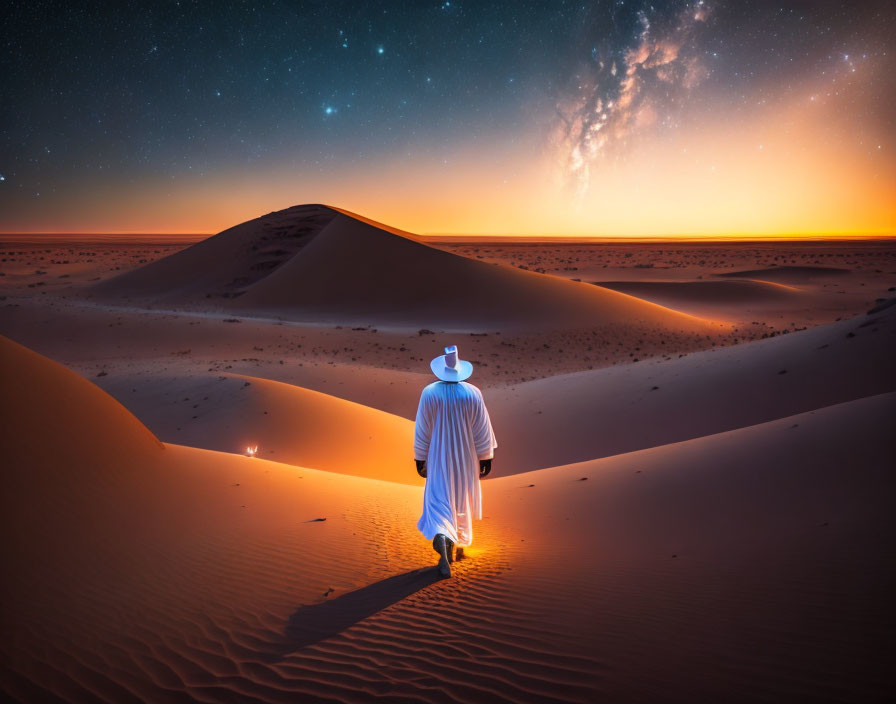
92,204,723,331
2,334,893,702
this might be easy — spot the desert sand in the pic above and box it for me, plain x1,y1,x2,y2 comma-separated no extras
1,207,894,702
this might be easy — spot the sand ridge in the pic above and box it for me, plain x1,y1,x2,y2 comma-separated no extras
594,278,803,302
197,372,419,484
715,265,852,280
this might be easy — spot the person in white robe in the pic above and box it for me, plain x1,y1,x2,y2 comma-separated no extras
414,345,497,577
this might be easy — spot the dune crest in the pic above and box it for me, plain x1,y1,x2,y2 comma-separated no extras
715,265,850,281
593,278,802,303
0,334,163,474
327,204,424,242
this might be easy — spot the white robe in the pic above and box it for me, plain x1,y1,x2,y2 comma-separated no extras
414,381,497,547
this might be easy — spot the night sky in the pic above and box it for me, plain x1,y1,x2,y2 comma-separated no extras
1,1,894,236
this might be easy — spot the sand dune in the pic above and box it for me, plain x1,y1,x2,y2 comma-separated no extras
477,392,896,702
95,359,431,433
592,278,802,317
0,334,164,476
2,333,892,701
175,372,419,484
715,265,851,281
0,333,426,701
594,278,801,301
92,204,724,332
230,209,682,330
485,301,896,474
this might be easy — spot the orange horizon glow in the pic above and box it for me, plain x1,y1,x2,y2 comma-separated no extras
1,230,894,242
2,55,892,240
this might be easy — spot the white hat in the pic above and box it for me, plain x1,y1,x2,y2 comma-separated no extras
430,344,473,382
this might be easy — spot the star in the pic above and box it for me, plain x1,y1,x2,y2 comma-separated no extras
376,46,385,55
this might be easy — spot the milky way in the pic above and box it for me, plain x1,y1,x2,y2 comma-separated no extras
0,1,893,234
553,1,713,199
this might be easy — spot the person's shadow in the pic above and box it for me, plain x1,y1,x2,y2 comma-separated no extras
273,566,442,655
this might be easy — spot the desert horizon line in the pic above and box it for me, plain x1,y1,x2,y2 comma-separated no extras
1,230,894,243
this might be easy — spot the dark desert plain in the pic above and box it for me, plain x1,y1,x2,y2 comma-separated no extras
1,206,895,702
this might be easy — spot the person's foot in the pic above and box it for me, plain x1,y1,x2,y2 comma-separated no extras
455,547,465,561
445,537,455,563
432,534,452,578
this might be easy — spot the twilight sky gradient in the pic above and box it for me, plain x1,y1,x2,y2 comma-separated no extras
1,0,894,236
